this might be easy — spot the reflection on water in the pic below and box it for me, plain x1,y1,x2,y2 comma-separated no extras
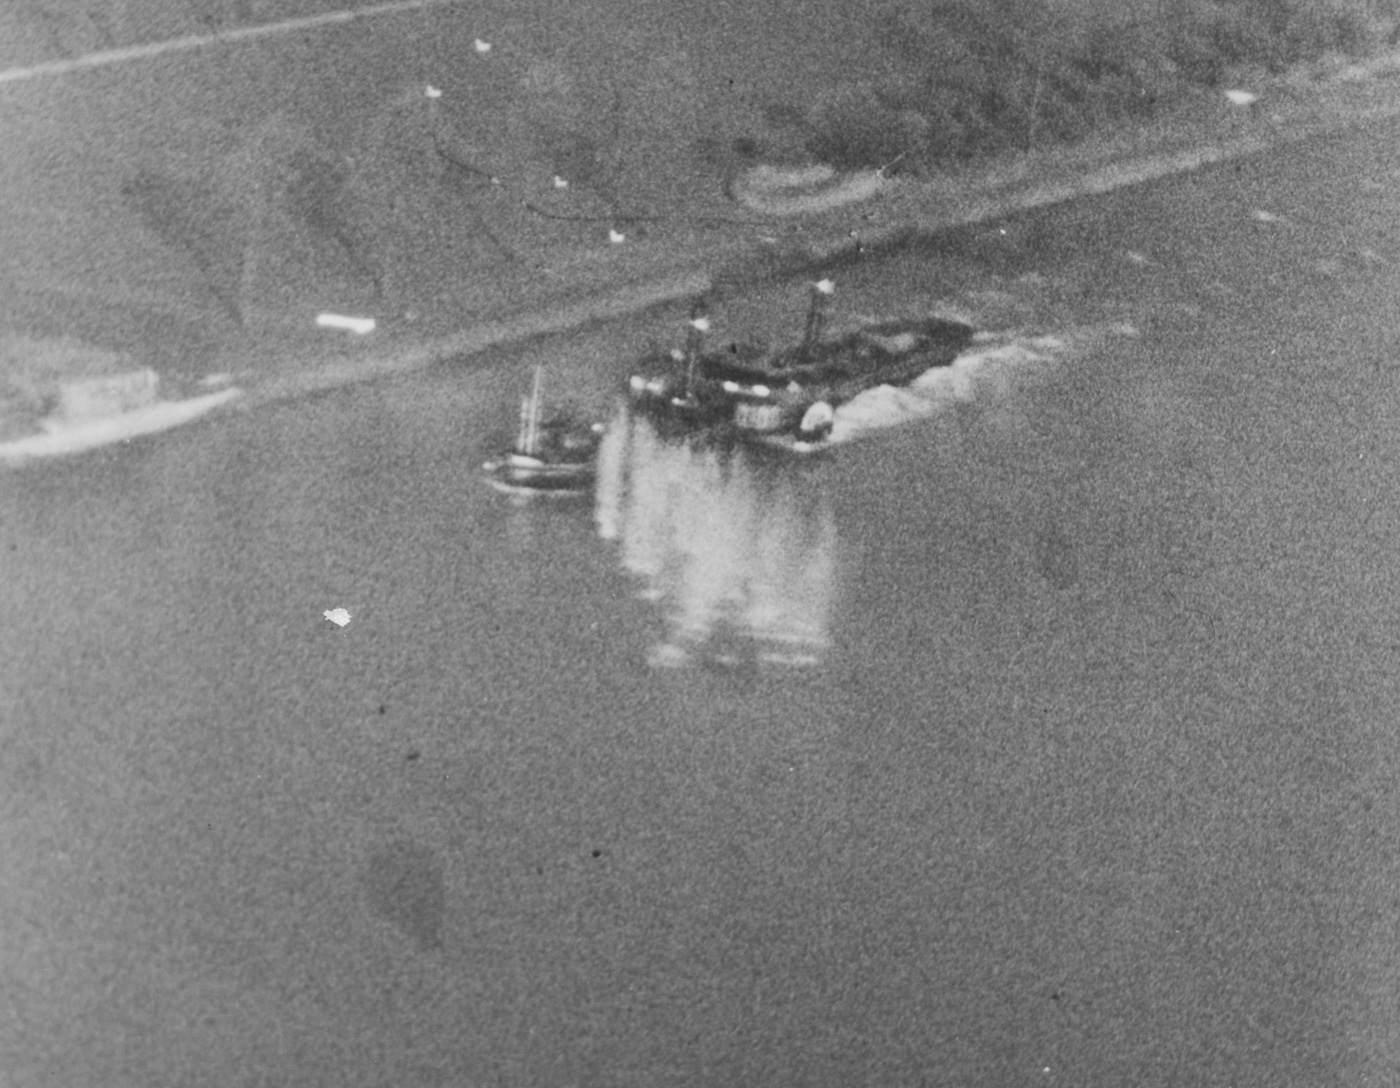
589,331,1080,668
595,404,838,668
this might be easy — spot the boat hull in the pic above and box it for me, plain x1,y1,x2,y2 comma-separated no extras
627,342,766,430
482,453,596,495
627,378,731,426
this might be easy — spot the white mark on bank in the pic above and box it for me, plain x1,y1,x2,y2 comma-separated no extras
324,608,352,627
316,313,376,334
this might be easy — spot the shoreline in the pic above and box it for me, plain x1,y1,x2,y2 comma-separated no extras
4,46,1400,466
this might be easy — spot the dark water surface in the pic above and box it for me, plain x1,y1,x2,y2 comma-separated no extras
5,120,1400,1086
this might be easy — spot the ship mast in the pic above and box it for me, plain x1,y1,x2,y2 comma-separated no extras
800,278,835,360
684,314,710,399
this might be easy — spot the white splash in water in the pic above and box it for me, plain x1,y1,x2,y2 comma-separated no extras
823,334,1064,444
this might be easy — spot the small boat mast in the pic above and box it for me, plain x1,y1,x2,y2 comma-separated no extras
518,364,544,456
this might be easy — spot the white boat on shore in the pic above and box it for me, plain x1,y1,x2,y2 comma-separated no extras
0,387,243,466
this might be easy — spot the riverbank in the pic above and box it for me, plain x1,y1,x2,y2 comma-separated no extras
4,30,1400,463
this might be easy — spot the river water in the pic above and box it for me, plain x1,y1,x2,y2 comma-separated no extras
5,120,1400,1086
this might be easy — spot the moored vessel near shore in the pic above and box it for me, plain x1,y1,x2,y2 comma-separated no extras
483,366,601,495
721,280,976,443
627,280,976,446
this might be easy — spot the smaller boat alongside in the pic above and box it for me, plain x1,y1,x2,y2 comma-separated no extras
628,312,713,423
627,301,759,432
483,366,602,495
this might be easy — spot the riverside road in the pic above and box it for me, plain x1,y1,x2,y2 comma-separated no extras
4,115,1400,1087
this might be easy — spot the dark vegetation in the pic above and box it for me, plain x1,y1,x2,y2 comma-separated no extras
803,0,1398,170
94,0,1400,335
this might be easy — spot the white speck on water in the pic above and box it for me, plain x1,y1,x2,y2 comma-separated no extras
553,175,569,189
1251,209,1281,223
609,229,626,244
324,608,351,627
1224,88,1258,107
474,38,491,53
424,84,442,99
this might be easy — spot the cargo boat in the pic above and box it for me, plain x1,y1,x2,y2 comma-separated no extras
627,281,975,444
720,281,975,442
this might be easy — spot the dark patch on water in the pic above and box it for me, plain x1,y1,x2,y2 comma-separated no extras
1035,519,1079,590
362,840,446,952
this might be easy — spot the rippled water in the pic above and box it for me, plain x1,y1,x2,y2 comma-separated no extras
8,117,1400,1084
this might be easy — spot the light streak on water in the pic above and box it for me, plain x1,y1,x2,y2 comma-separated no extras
591,329,1083,668
595,415,838,669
